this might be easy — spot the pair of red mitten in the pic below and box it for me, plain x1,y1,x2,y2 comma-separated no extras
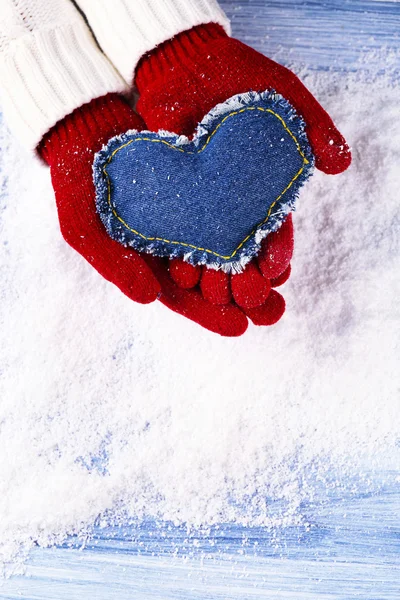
39,24,351,336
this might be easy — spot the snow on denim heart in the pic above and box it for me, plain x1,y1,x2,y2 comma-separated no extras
93,90,314,272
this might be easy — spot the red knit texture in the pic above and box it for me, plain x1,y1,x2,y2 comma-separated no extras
245,290,286,326
135,23,351,317
169,259,201,289
271,264,292,288
231,262,271,309
200,269,231,305
258,215,294,280
142,255,248,336
39,94,160,305
38,94,249,337
136,24,351,173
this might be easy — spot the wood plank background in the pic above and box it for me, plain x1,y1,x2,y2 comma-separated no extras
221,0,400,73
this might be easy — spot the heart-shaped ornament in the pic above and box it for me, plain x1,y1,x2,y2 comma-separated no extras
94,90,314,272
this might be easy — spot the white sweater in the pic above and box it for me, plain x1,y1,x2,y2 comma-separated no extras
0,0,230,150
75,0,230,84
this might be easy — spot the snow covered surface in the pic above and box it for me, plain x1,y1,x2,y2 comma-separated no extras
1,65,399,579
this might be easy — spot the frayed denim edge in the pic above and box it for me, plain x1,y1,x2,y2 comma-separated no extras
93,89,315,273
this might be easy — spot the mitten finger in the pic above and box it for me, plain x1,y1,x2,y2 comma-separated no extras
169,259,202,289
244,289,286,326
258,214,294,280
39,94,161,304
143,256,248,337
112,265,160,303
271,264,291,288
61,229,161,304
200,268,232,305
309,120,352,175
103,249,160,304
269,63,351,174
231,262,271,309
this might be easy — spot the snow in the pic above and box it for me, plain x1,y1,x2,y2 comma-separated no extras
0,68,399,572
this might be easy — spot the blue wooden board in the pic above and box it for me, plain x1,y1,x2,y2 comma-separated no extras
221,0,400,74
1,1,399,598
3,468,400,599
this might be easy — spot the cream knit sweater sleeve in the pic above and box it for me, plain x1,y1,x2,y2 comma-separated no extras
75,0,231,84
0,0,129,149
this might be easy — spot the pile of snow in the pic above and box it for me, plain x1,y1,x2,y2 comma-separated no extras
0,68,399,570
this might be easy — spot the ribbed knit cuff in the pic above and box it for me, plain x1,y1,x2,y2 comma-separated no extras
136,23,228,93
0,18,129,150
76,0,231,83
39,93,140,165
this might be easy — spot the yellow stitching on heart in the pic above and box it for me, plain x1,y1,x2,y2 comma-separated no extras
102,107,309,260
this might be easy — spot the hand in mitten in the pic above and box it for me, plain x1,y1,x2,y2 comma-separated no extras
167,213,294,326
39,93,248,336
134,23,351,314
39,94,160,305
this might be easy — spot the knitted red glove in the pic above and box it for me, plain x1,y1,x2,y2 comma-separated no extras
135,23,351,313
39,93,248,337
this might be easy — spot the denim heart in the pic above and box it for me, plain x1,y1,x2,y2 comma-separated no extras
94,90,314,271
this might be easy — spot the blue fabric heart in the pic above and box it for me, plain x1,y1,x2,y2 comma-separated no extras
94,90,314,271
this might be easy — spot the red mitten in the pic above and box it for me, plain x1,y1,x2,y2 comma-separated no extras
135,24,351,316
39,94,160,305
39,93,248,337
136,24,350,172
